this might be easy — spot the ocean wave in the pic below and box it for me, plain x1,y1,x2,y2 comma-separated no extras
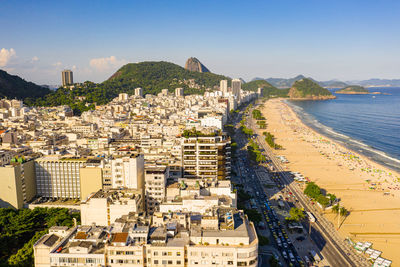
288,100,400,171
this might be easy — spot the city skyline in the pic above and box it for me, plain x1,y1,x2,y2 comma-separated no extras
1,0,400,84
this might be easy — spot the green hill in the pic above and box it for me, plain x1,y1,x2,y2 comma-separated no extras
336,85,369,94
0,70,51,101
242,80,289,98
288,78,335,100
28,61,230,114
104,61,229,95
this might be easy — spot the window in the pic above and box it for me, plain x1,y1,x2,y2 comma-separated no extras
176,252,181,256
168,260,173,264
154,260,158,264
228,261,234,265
154,251,158,256
168,252,172,256
177,260,182,265
238,262,247,266
162,260,167,264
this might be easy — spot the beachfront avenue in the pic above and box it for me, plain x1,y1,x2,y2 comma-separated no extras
240,99,370,267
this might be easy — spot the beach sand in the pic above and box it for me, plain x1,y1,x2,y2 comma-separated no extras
258,98,400,265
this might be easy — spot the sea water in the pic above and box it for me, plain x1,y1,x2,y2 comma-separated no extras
287,87,400,173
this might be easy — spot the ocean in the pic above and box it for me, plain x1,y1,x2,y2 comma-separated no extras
286,87,400,173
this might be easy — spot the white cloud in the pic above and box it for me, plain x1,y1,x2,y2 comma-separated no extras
52,62,62,67
31,56,39,62
0,48,16,67
89,56,126,71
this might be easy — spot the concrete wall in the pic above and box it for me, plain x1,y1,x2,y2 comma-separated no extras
0,165,23,209
80,167,103,200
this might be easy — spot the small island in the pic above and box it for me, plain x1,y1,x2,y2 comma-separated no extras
336,85,370,94
288,78,336,100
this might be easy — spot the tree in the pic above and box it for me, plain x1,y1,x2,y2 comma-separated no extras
304,182,321,199
339,207,348,217
332,204,339,214
316,195,330,208
327,193,337,204
286,207,305,222
0,207,80,266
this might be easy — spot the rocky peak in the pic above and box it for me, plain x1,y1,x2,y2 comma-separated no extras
184,57,210,73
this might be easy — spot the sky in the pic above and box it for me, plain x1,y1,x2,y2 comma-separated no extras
1,0,400,85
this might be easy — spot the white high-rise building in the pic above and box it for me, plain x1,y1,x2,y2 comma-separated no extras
231,79,241,99
145,165,167,214
118,93,129,101
135,87,143,97
175,88,184,97
111,155,144,190
220,80,228,95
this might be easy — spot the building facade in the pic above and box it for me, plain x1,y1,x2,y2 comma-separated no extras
181,135,231,181
0,159,36,209
35,157,87,199
144,165,167,214
61,70,73,86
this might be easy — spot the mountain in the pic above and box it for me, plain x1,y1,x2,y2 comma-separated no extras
266,75,306,88
346,78,400,87
319,80,348,88
242,80,289,98
336,85,369,94
29,61,230,114
288,78,335,100
184,57,210,73
0,69,51,101
106,61,227,95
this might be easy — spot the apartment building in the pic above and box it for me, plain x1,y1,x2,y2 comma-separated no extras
111,154,144,190
0,159,36,209
80,189,143,226
34,208,257,267
34,156,102,199
135,87,143,97
144,165,167,214
181,134,231,181
175,87,184,97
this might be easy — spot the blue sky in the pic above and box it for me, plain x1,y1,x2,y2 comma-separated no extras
1,0,400,84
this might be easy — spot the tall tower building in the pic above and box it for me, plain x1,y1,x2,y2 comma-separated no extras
175,88,184,97
181,134,231,181
231,79,241,98
220,80,228,94
61,70,74,86
135,87,143,97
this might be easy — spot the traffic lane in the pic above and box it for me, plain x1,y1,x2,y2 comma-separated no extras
249,117,356,266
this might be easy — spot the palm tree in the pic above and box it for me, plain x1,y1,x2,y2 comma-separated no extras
332,204,339,214
339,207,348,217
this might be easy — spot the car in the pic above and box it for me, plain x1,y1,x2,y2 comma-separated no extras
303,256,311,266
282,251,288,259
283,242,288,248
289,252,295,262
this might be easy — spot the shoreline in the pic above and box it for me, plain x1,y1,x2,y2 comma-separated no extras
258,98,400,265
285,100,400,174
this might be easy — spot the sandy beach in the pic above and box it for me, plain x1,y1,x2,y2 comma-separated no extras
259,98,400,265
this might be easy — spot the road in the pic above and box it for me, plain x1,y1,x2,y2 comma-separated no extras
245,103,370,267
